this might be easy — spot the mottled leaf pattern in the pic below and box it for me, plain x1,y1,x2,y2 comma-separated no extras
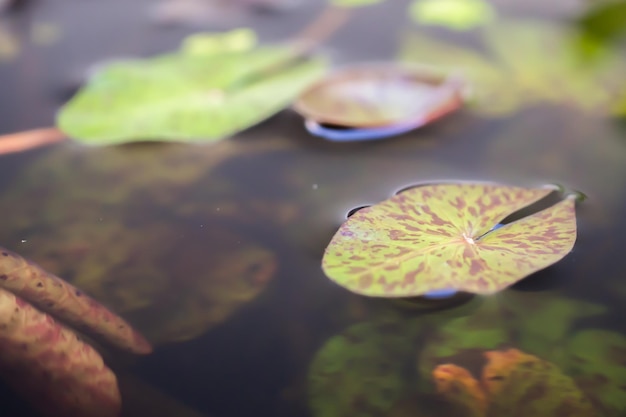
308,319,423,417
0,247,152,354
482,349,597,416
434,349,597,417
564,330,626,416
433,364,486,417
0,288,121,417
322,183,577,297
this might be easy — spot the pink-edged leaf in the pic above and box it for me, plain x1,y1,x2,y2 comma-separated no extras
293,64,464,128
0,247,152,354
0,287,121,417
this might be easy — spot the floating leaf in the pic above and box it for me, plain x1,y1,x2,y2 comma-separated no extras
577,0,626,45
322,183,577,297
293,64,464,129
0,287,121,417
57,43,327,144
303,119,427,142
434,348,597,417
180,28,258,56
398,19,626,117
409,0,496,31
0,247,152,354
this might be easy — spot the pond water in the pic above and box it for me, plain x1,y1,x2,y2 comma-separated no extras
1,0,625,416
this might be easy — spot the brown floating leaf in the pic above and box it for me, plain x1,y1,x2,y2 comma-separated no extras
293,64,464,128
322,183,578,297
0,247,152,354
0,287,121,417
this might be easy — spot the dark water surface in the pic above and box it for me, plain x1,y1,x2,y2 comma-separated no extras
1,1,626,416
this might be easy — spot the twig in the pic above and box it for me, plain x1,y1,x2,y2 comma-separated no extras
290,5,352,56
0,127,66,156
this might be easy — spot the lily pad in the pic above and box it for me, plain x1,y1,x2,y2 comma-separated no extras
398,19,626,117
57,37,327,145
293,64,464,129
322,183,577,297
303,119,427,142
0,247,152,354
409,0,496,31
0,287,121,417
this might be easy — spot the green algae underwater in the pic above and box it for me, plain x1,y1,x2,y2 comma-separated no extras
1,0,626,416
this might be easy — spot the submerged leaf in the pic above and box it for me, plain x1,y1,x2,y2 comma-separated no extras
409,0,496,31
0,288,121,417
433,364,486,417
564,330,626,416
0,247,152,354
322,183,577,297
434,348,597,417
482,349,596,416
58,44,327,144
416,292,607,381
308,319,422,417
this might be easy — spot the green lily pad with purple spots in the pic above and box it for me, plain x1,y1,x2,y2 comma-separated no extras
293,64,464,128
322,183,578,298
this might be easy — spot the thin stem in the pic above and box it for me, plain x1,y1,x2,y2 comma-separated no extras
0,127,66,156
290,4,352,56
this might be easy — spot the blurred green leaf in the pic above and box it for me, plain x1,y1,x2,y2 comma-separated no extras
409,0,496,31
180,28,258,56
578,0,626,44
57,35,327,145
399,19,626,117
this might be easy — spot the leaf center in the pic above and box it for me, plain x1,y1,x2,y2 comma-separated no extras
462,232,476,245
